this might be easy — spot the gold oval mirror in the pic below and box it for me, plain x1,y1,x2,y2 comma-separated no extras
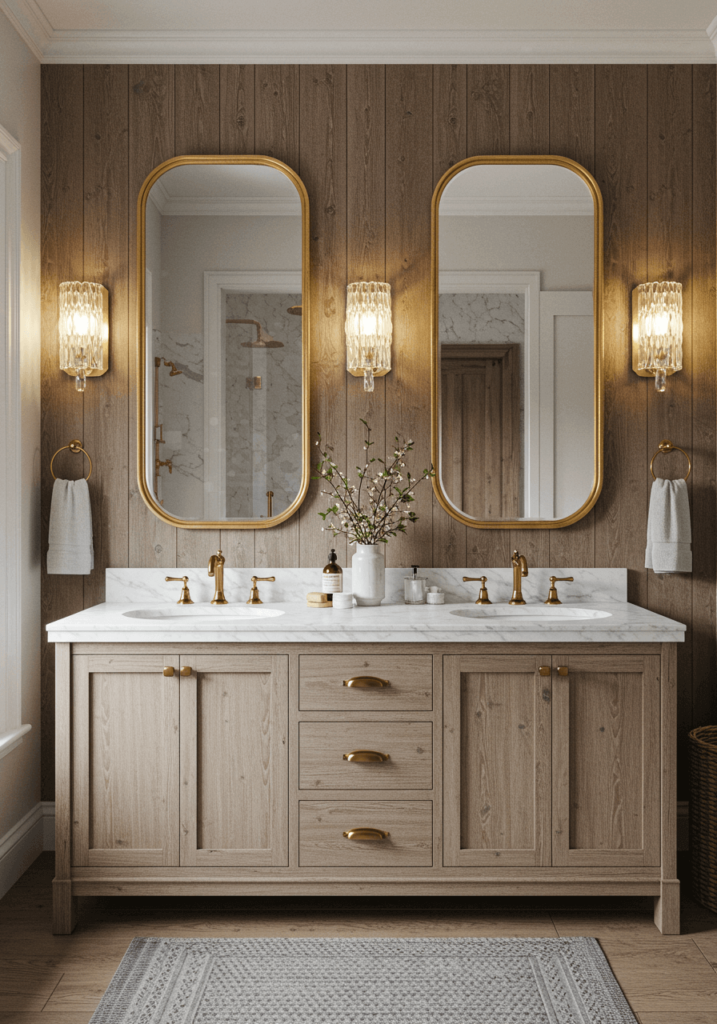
431,155,603,529
137,155,310,529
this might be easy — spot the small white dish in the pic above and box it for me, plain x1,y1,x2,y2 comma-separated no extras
427,592,445,605
332,593,354,609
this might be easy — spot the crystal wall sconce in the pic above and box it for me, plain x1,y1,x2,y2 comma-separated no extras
59,281,109,392
632,281,682,392
345,281,392,392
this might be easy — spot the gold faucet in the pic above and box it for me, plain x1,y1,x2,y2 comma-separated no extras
247,575,276,605
462,576,492,605
509,550,529,605
165,576,193,604
544,576,574,605
207,549,227,604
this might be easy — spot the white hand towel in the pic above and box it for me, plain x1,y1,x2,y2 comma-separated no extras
645,477,692,574
47,478,94,575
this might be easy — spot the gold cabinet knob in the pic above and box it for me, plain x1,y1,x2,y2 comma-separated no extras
557,666,569,676
342,750,390,762
163,666,175,677
179,666,192,676
539,666,551,676
343,676,390,688
342,828,390,840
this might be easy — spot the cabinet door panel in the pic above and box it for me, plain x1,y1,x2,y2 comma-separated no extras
72,654,180,867
443,655,551,866
552,654,661,867
180,655,288,867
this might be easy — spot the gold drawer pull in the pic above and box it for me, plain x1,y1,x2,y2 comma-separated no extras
557,666,569,676
343,676,390,688
539,666,550,676
163,666,175,677
342,828,390,841
179,666,192,676
342,749,390,762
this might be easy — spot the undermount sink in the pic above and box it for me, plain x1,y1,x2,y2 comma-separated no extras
449,605,612,621
122,605,284,621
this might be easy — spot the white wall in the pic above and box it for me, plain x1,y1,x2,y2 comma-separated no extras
0,11,41,873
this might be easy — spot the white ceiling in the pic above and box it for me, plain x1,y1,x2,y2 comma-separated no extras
2,0,717,62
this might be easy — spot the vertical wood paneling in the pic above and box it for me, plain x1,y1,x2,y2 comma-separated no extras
467,66,510,155
40,63,717,804
385,66,434,568
509,65,551,567
594,67,648,608
40,65,85,800
218,65,257,567
432,65,468,568
254,66,301,567
646,65,694,794
691,66,717,732
128,65,177,570
82,65,130,609
548,65,596,568
173,67,222,566
346,66,387,550
298,66,348,568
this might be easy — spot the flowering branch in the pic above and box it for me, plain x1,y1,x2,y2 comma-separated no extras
312,419,434,544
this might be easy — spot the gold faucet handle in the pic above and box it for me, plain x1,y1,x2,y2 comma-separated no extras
544,576,574,605
463,576,492,605
247,575,276,605
165,576,193,605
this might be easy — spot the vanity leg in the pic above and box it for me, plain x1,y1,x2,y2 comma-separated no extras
654,879,680,934
53,878,77,934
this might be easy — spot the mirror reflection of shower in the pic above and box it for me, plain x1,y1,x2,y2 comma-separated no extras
153,357,183,504
224,292,303,520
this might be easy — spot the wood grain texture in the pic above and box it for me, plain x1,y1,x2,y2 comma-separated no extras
298,66,348,568
128,66,177,569
443,655,551,867
180,655,288,867
41,65,85,801
298,653,433,711
385,66,434,567
299,721,433,790
346,66,387,540
299,800,433,867
40,65,717,813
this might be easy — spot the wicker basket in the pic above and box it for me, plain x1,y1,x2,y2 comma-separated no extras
689,725,717,914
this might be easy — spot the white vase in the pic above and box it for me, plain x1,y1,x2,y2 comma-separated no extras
352,544,385,606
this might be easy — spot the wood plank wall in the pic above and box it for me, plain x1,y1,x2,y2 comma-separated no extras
41,64,716,800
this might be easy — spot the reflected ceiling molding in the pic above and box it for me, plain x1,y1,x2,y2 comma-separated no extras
1,1,715,65
440,196,594,217
148,179,302,217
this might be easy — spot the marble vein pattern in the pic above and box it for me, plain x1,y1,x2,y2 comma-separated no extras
438,293,524,344
225,293,302,519
46,566,686,644
155,328,205,520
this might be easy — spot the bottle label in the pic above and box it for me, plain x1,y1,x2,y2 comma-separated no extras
322,574,343,593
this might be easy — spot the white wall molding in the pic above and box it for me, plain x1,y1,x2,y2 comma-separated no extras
0,123,29,760
150,180,300,218
0,801,49,899
441,196,594,218
0,6,714,65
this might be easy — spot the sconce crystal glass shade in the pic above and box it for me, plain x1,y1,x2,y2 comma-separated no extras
345,281,392,392
59,281,109,392
632,281,682,392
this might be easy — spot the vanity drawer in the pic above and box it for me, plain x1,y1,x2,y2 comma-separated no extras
299,801,433,867
299,722,433,790
299,655,432,711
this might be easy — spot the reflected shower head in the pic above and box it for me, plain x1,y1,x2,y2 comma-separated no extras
226,318,285,348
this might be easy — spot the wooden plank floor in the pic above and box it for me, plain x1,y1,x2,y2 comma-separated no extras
1,854,717,1023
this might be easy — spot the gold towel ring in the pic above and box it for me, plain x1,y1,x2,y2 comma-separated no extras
650,439,691,482
50,439,92,481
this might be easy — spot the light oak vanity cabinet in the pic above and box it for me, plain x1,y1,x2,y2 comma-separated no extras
53,641,678,936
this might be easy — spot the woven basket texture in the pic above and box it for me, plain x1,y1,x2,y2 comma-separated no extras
689,725,717,915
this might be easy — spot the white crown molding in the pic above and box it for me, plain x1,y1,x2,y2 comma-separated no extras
149,180,300,217
441,196,594,217
0,6,714,65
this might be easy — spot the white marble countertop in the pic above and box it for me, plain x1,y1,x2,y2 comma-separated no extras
47,598,686,644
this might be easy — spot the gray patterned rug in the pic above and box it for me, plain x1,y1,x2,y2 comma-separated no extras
89,936,637,1023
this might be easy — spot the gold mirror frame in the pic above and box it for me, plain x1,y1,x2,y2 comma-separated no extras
136,155,310,530
430,154,604,530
